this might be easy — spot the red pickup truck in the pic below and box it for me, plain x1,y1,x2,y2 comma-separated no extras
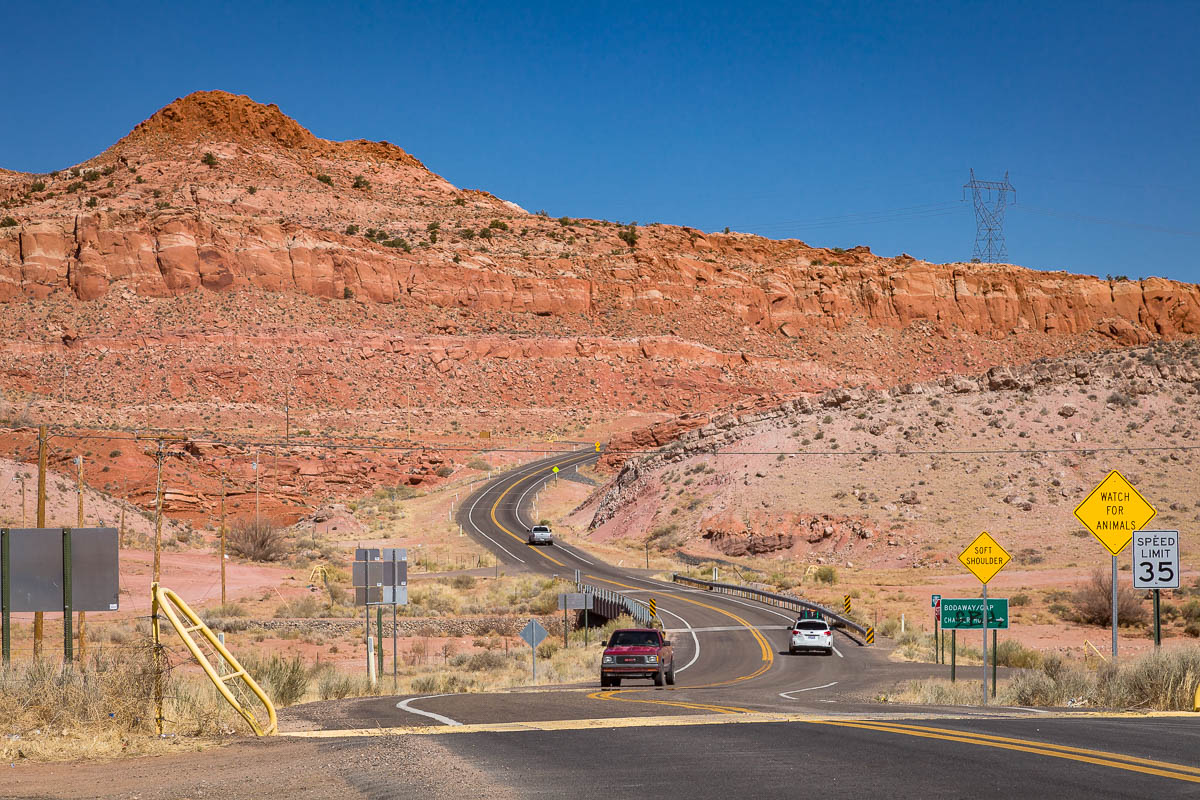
600,627,675,687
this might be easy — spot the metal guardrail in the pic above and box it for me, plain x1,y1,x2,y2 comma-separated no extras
577,581,655,626
672,574,870,643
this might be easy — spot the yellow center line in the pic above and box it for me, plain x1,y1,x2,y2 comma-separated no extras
487,451,596,568
860,720,1200,776
583,574,775,713
809,720,1200,785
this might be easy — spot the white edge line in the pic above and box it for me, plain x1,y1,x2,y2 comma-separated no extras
779,681,839,699
466,481,525,564
832,645,844,658
650,606,700,674
396,694,463,726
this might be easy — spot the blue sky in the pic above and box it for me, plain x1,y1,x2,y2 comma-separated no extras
3,1,1197,282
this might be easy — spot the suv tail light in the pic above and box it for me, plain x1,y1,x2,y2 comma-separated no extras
824,631,832,636
791,630,799,635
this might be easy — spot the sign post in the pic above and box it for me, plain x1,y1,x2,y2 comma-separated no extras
958,531,1012,705
1074,470,1157,662
1131,530,1179,648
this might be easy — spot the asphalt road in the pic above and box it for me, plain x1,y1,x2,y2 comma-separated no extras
270,449,1200,799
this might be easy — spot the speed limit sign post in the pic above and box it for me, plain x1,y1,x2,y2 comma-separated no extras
1132,530,1180,648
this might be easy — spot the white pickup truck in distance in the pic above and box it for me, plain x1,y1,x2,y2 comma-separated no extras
527,525,553,545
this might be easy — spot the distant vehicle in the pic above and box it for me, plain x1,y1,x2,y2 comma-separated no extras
527,524,553,545
789,619,834,655
600,628,674,687
796,609,823,621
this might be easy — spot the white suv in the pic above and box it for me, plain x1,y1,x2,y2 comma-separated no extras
789,619,833,655
527,525,553,545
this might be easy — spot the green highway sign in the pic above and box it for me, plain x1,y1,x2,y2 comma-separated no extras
940,598,1009,630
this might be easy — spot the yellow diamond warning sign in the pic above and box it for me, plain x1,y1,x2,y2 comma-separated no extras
958,531,1012,585
1074,470,1156,555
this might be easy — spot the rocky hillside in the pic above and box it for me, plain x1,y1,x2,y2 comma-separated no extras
1,91,1198,526
579,340,1200,570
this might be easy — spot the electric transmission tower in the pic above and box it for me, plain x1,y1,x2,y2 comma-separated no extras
962,169,1015,263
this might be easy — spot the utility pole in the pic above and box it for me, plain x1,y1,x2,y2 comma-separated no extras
962,170,1016,263
154,440,164,583
220,477,227,606
12,473,25,527
76,456,86,660
34,425,47,658
253,450,260,529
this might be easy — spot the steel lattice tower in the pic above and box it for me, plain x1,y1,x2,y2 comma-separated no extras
962,170,1015,263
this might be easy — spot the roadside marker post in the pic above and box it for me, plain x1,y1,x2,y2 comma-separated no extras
1131,530,1179,648
1074,470,1157,662
648,597,657,620
958,531,1012,705
932,595,942,664
843,595,851,616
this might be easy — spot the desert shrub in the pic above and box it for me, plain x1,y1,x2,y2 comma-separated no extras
209,602,248,617
344,224,359,235
488,219,508,231
30,180,46,192
1011,593,1031,606
435,465,454,478
247,186,257,194
86,197,98,208
201,152,218,167
343,286,354,299
352,174,370,189
450,574,476,590
317,668,355,700
617,225,637,246
1180,599,1200,622
462,651,508,672
316,173,333,185
275,594,325,618
647,523,681,551
228,518,288,562
466,457,491,471
993,639,1042,669
0,216,17,227
1073,569,1147,627
536,639,562,659
242,654,309,707
814,566,837,585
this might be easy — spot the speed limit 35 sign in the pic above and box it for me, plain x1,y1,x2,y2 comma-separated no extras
1132,530,1180,589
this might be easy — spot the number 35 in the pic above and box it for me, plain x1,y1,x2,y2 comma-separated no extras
1138,561,1174,583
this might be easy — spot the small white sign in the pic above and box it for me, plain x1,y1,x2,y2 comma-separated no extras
1132,530,1180,589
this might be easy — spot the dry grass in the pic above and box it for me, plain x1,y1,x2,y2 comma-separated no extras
0,644,229,762
882,646,1200,710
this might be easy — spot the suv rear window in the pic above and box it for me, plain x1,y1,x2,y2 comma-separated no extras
608,631,660,647
796,621,829,631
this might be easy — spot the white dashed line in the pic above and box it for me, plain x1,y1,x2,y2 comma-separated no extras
779,682,839,699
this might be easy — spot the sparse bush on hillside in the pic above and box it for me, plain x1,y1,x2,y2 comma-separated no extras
0,216,17,227
352,174,371,189
316,173,333,186
435,464,454,478
1073,569,1147,627
29,180,45,192
344,224,359,235
618,224,637,247
466,457,491,471
228,518,288,562
201,152,218,167
814,565,837,585
647,522,682,551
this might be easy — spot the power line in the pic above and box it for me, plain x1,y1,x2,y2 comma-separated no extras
36,427,1200,457
1012,203,1200,237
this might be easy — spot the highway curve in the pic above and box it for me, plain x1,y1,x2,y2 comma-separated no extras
255,452,1200,799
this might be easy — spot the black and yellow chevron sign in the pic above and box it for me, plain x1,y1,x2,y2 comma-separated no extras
843,595,852,615
865,626,875,645
648,598,657,617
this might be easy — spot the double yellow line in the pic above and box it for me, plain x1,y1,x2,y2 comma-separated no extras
585,575,774,714
486,450,598,568
810,720,1200,784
